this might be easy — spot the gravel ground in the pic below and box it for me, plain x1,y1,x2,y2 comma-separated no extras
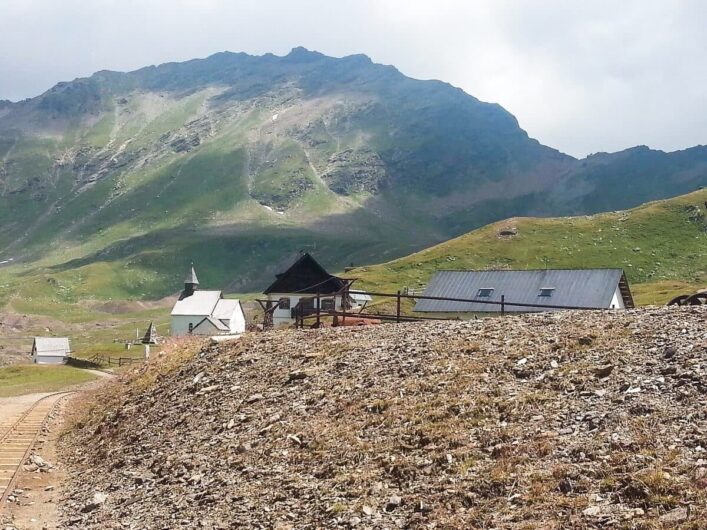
60,306,706,529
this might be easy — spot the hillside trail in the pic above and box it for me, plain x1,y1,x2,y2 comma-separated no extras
0,378,112,530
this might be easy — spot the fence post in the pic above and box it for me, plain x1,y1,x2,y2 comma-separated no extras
316,290,321,328
501,294,505,314
396,290,401,323
342,288,347,325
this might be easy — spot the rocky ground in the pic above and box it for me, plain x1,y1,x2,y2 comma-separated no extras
60,307,706,529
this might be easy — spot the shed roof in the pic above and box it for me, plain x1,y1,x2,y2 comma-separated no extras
193,316,230,332
264,253,346,295
33,337,71,357
171,290,222,316
349,290,373,302
212,299,242,321
414,269,632,313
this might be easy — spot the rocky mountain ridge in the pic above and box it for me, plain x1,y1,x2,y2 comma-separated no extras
0,48,705,297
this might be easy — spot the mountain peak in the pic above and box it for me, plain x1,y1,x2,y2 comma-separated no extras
341,52,374,65
0,48,705,299
284,46,326,62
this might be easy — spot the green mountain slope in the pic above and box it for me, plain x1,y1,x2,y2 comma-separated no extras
0,48,705,304
352,189,707,305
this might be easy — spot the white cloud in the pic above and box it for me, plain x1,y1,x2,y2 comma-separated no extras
0,0,704,157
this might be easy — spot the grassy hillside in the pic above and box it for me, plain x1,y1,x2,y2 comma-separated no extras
0,300,171,366
0,365,98,397
351,189,707,305
0,191,703,367
0,189,703,327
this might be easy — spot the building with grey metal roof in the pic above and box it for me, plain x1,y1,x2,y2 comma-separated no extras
414,269,634,313
348,290,373,303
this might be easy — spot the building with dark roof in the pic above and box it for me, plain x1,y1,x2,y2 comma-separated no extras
264,253,349,327
264,253,346,295
414,269,634,313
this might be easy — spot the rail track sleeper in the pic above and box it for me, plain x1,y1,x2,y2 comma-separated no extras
0,392,73,509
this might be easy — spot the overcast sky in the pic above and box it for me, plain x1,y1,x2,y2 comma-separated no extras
1,0,705,157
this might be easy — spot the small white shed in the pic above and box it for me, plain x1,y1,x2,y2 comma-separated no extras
31,337,71,365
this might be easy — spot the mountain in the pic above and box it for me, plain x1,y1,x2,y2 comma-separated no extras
352,189,707,305
0,48,705,305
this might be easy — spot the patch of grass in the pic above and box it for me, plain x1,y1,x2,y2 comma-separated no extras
631,280,703,305
0,365,99,397
83,108,116,146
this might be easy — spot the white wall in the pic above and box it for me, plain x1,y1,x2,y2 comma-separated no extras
269,294,343,327
33,355,67,365
171,315,206,336
227,304,246,333
191,320,221,336
609,287,626,309
172,308,245,336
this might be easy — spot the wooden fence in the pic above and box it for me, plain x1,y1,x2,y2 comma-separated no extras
84,354,143,367
292,288,607,328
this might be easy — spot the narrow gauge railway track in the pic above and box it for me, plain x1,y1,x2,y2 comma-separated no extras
0,392,72,508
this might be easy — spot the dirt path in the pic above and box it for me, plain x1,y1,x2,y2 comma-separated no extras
78,369,113,379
